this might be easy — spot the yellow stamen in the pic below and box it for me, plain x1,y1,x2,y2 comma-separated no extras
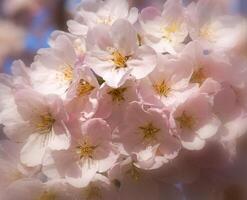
199,24,215,42
76,79,95,97
107,87,127,102
176,111,195,130
97,17,113,25
38,191,56,200
153,80,171,97
139,123,160,141
62,65,73,82
112,51,130,69
76,141,97,159
163,21,181,41
36,113,55,134
190,68,206,86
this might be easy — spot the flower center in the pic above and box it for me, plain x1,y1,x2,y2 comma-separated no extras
176,111,195,130
85,185,102,200
199,24,215,42
36,113,55,134
139,123,160,141
62,65,73,82
77,79,95,97
163,21,181,41
190,68,206,86
76,141,97,159
153,80,171,97
38,191,56,200
97,16,113,25
112,51,130,69
107,87,127,102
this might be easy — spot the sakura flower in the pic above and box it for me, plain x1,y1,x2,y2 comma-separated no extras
186,0,244,51
4,89,71,167
95,78,139,128
138,54,192,108
85,19,157,88
181,41,232,95
30,35,79,97
172,92,221,150
139,0,188,54
49,30,87,58
66,66,99,120
118,102,181,170
67,0,138,36
46,118,118,188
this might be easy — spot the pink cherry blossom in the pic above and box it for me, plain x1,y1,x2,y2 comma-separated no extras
30,35,79,98
95,78,139,128
138,54,192,108
66,66,100,120
45,118,118,188
85,19,157,88
67,0,138,36
139,0,188,54
7,89,71,167
180,41,233,95
172,92,221,150
118,102,181,170
186,0,244,51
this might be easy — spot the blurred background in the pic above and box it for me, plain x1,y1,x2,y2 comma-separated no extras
0,0,246,74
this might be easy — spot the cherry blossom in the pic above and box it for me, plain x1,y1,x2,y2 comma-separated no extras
30,35,79,98
85,19,157,88
172,92,221,150
67,0,138,36
139,0,188,54
10,89,70,167
46,118,118,188
138,54,192,108
118,102,181,169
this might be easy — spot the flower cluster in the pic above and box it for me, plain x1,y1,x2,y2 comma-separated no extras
0,0,247,199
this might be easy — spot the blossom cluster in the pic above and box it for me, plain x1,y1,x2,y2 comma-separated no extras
0,0,247,199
